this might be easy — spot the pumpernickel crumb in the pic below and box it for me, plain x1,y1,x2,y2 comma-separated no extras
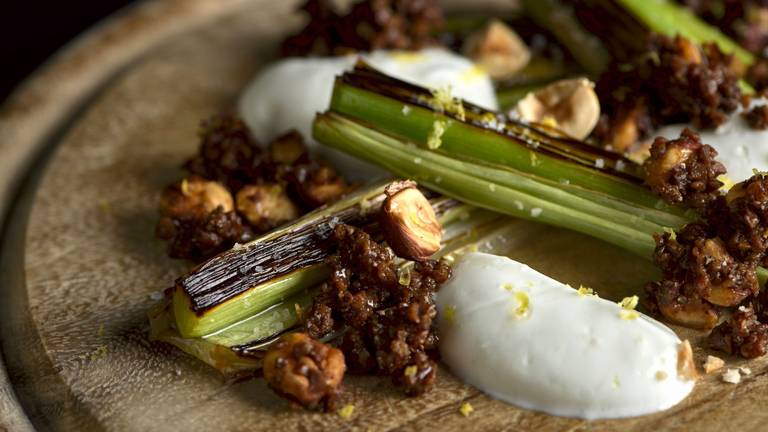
304,224,451,396
742,105,768,130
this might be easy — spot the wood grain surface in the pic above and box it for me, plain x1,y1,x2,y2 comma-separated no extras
2,0,768,431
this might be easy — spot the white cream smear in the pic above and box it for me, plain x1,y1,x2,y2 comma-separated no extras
437,252,695,420
238,48,498,178
654,99,768,183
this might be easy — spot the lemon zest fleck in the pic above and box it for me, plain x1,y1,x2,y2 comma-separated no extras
718,174,735,192
459,402,474,417
509,291,530,320
663,227,677,240
443,305,457,324
427,120,448,149
338,404,355,420
404,365,418,377
577,285,596,297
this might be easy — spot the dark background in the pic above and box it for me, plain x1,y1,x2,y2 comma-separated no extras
1,0,136,102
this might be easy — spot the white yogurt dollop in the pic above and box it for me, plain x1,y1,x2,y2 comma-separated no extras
654,99,768,182
437,252,695,420
238,48,498,178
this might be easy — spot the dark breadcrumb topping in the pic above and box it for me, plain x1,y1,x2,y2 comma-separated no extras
156,207,254,261
280,0,444,57
157,114,351,262
262,332,346,410
709,306,768,359
643,129,768,356
594,34,741,151
304,224,451,396
643,128,726,211
742,104,768,130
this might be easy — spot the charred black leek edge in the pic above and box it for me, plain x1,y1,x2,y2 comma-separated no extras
316,64,694,257
172,179,482,338
151,207,511,375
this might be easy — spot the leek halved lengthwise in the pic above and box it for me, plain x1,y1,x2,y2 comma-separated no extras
151,209,511,375
171,179,483,339
315,65,695,258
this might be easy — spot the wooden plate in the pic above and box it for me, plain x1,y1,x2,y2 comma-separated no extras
2,0,768,430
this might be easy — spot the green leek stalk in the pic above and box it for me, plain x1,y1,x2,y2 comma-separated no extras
172,179,488,338
315,66,696,260
150,211,512,375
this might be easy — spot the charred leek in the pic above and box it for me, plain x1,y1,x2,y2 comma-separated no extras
315,65,693,259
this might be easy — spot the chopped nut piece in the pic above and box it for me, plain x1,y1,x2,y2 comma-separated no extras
514,78,600,140
269,130,307,165
462,20,531,79
459,402,474,417
263,332,345,409
159,177,234,217
739,366,752,375
722,368,741,384
380,181,442,261
703,355,725,374
676,340,699,381
236,183,300,232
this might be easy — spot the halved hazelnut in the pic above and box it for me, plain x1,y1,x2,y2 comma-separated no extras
514,77,600,140
159,177,234,217
379,181,442,261
236,183,300,231
462,20,531,80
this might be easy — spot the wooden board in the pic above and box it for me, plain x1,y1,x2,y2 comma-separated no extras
2,0,768,430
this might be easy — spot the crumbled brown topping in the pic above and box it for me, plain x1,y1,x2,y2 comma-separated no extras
594,35,741,151
156,206,253,261
709,306,768,359
644,129,726,211
742,105,768,130
263,332,345,410
281,0,444,57
304,224,451,396
157,115,351,261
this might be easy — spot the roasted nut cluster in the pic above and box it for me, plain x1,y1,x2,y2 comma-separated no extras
263,332,346,409
280,0,444,57
304,224,451,396
742,105,768,130
643,128,726,211
594,34,741,151
157,114,350,261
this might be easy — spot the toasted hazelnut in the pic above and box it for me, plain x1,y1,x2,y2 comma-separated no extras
676,340,699,381
263,332,345,408
658,297,719,330
159,177,234,217
514,78,600,140
462,20,530,79
270,130,307,165
236,183,300,231
379,181,442,261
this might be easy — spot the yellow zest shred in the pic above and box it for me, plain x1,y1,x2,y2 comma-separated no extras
540,115,559,129
612,376,620,388
459,402,474,417
663,227,677,240
180,178,190,195
618,295,640,320
655,370,668,381
509,291,530,320
444,305,457,324
717,174,735,192
427,120,448,149
460,65,486,83
404,365,418,377
529,152,540,167
577,285,596,297
429,87,466,121
390,51,424,63
338,404,355,420
502,283,515,292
